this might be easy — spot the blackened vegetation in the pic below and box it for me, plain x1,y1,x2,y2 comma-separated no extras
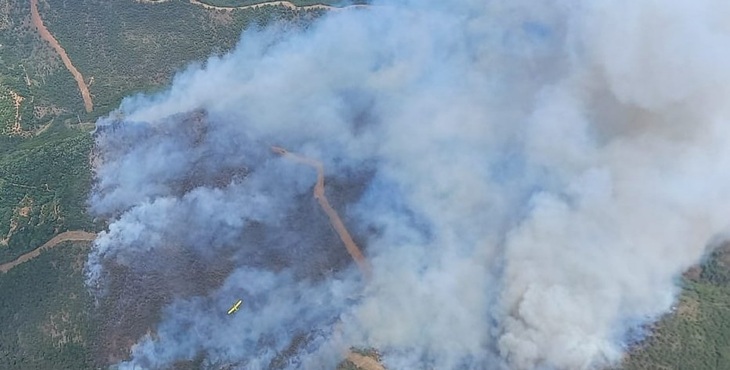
241,171,374,281
0,0,336,367
94,251,236,365
91,109,251,217
99,109,250,197
171,110,251,195
93,109,375,366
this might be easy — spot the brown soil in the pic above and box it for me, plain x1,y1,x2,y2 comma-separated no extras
0,198,33,245
4,90,31,137
18,205,32,217
42,310,84,347
0,218,18,246
0,230,96,273
272,146,372,280
30,0,93,112
676,296,700,321
20,64,32,86
11,91,24,130
33,104,66,119
346,352,386,370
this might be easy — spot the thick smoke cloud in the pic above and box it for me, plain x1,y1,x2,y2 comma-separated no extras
87,0,730,369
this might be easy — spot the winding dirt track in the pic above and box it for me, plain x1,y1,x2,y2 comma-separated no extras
272,147,382,370
30,0,93,113
0,231,96,273
189,0,367,11
272,146,372,280
0,146,380,366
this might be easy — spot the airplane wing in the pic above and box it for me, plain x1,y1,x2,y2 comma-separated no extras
227,299,243,315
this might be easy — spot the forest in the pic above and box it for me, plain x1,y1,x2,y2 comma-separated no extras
0,0,325,265
2,0,730,368
619,245,730,369
0,123,96,264
0,1,331,368
0,241,96,370
39,0,325,119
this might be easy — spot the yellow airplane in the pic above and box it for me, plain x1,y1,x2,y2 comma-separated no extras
227,299,243,315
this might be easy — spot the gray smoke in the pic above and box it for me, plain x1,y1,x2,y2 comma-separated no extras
86,0,730,369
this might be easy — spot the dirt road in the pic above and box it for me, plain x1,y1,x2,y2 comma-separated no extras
272,146,372,280
0,231,96,273
30,0,93,113
189,0,366,11
271,147,382,368
0,145,381,367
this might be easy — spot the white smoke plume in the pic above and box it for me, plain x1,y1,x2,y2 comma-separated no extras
86,0,730,369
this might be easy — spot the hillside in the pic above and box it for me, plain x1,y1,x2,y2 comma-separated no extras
0,241,96,369
620,245,730,369
1,0,729,369
0,0,326,261
0,1,328,368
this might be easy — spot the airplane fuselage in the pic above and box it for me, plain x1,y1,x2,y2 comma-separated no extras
227,299,243,315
